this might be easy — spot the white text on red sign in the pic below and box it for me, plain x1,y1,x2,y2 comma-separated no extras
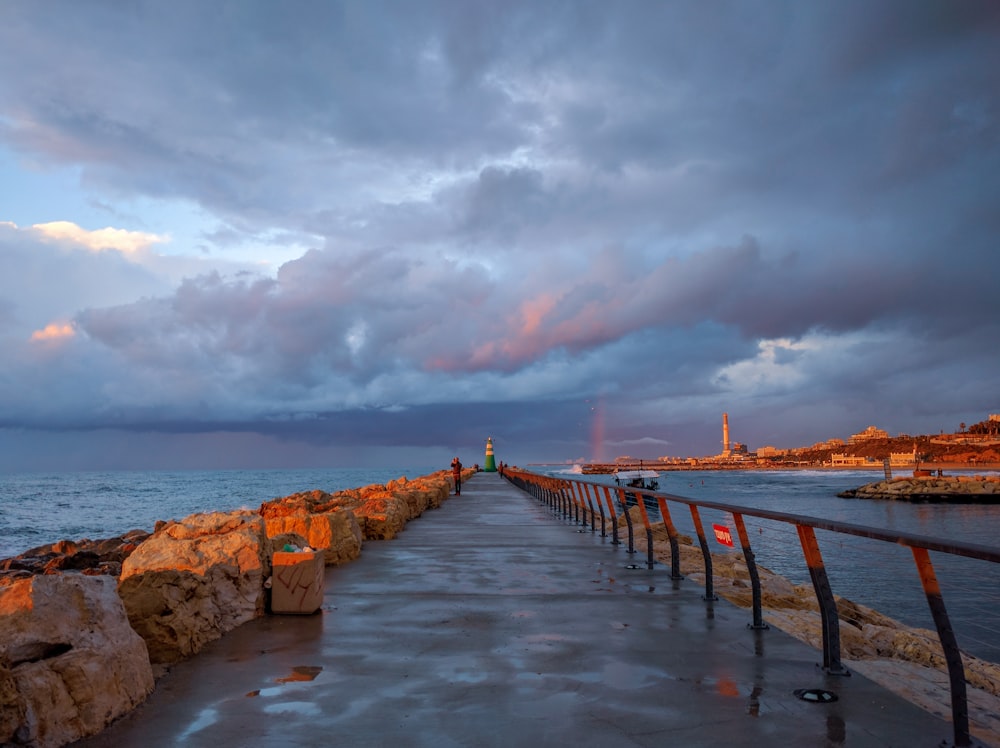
712,524,734,547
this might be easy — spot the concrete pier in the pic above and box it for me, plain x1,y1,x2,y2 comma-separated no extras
74,472,954,747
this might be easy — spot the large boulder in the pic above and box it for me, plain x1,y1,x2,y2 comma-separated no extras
0,573,153,747
117,510,269,664
354,487,410,540
261,508,362,566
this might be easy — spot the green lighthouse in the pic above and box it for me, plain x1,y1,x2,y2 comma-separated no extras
483,437,497,472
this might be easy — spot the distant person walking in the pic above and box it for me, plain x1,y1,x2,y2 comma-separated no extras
451,456,463,495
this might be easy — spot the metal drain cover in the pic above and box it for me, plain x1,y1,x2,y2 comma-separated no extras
794,688,838,703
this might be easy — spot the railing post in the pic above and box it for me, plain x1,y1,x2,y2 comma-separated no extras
581,484,598,532
631,492,656,570
654,496,683,580
570,482,583,527
733,513,768,630
601,486,619,545
616,488,636,554
912,546,970,747
570,481,580,524
689,506,717,601
593,484,607,537
796,525,849,676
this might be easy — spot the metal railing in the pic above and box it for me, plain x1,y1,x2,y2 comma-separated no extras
503,468,1000,748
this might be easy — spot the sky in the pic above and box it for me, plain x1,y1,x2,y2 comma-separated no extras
1,1,998,472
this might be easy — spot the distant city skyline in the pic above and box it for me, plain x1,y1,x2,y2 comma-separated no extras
1,3,998,472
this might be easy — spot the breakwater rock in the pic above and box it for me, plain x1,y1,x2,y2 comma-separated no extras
0,530,151,577
0,469,458,747
837,475,1000,502
117,510,271,665
0,573,154,747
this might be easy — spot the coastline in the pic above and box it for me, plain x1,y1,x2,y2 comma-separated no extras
569,461,1000,474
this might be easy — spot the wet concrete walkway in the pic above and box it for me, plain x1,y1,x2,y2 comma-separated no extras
75,472,953,747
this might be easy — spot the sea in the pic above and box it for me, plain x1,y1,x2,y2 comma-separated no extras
2,465,998,663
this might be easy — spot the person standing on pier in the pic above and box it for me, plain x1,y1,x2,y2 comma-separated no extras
451,456,463,495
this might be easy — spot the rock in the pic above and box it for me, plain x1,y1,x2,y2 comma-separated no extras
838,476,1000,502
117,510,269,664
353,490,410,540
261,509,362,566
0,531,150,577
386,475,449,516
0,573,154,747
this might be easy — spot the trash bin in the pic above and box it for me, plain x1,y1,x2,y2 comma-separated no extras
271,549,324,614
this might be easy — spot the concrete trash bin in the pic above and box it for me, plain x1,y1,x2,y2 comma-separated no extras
271,549,325,614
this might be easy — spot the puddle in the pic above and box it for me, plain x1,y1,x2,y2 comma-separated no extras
176,707,218,740
262,701,322,716
276,665,323,683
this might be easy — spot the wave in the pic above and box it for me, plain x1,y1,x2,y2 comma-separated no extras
549,464,584,475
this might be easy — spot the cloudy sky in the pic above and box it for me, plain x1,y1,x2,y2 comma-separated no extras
1,1,998,471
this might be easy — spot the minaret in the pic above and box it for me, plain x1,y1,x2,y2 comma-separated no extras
722,413,731,455
484,437,497,472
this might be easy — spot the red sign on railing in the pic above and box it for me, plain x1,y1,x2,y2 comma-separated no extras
713,524,734,547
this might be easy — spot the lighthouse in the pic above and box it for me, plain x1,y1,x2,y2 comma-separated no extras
483,437,497,472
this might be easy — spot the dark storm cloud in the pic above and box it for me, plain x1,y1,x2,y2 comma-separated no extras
0,1,998,465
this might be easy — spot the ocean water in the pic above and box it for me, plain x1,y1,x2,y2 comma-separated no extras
2,465,998,663
0,466,439,559
537,466,1000,663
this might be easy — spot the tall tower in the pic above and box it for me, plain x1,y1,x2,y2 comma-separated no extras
722,413,731,454
484,437,497,472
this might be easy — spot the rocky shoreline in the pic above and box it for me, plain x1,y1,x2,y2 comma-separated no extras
837,474,1000,502
0,468,470,747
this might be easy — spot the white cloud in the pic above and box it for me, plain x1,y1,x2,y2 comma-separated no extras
30,220,168,255
30,321,76,342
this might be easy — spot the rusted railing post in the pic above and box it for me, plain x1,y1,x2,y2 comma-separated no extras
796,525,849,675
631,492,656,570
575,482,591,529
733,513,767,630
570,482,583,527
912,546,970,747
654,496,683,580
601,486,619,545
580,483,598,532
616,488,636,554
569,481,580,524
592,483,607,537
689,506,717,601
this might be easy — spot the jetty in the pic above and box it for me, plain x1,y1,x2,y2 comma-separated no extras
74,472,957,747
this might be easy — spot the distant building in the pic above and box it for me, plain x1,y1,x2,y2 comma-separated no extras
889,451,917,466
830,453,876,466
849,426,889,443
756,445,786,457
